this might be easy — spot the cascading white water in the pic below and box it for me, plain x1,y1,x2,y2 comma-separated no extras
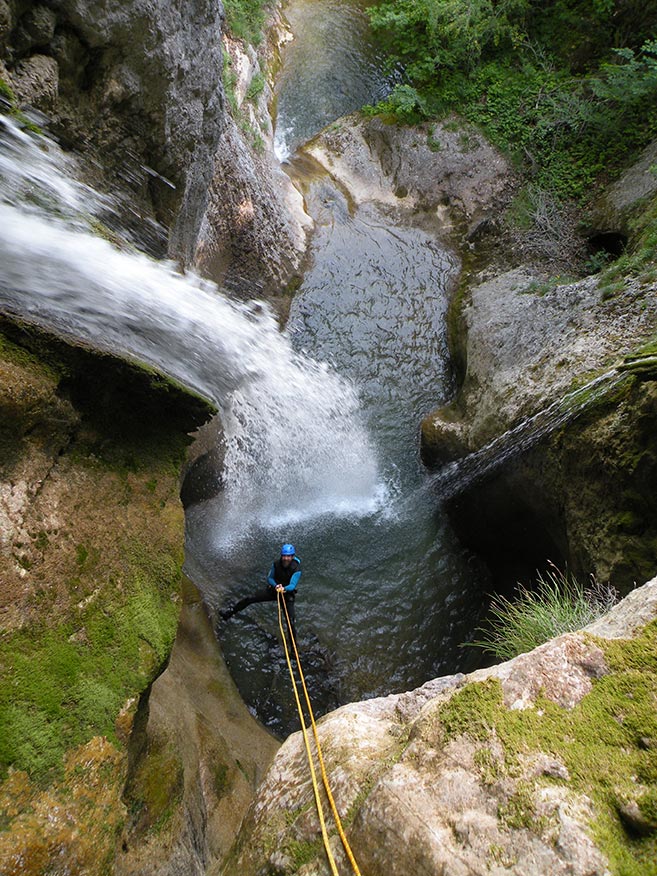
0,117,384,532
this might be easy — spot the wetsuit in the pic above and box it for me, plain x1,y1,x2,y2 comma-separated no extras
224,556,301,640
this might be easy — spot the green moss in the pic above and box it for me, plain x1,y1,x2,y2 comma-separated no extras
285,837,324,871
498,781,552,832
0,539,181,783
246,72,265,101
473,745,504,785
212,762,231,798
127,738,184,833
0,329,64,383
0,78,15,103
222,0,266,45
432,622,657,873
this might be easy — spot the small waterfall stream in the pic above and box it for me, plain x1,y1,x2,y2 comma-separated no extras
433,370,628,500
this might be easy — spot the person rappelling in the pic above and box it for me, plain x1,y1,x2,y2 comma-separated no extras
220,543,301,642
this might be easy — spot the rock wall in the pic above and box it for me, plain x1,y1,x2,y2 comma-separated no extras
420,140,657,592
0,322,277,875
1,0,225,262
193,29,311,304
223,578,657,876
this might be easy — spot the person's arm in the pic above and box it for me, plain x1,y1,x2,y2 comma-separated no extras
284,568,301,592
267,563,277,588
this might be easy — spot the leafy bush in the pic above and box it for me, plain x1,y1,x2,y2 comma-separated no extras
369,0,530,83
367,1,657,197
470,565,617,660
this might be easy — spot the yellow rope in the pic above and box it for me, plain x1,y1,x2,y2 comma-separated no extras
278,591,362,876
277,591,339,876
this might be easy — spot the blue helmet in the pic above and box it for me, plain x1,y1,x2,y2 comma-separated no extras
281,543,295,557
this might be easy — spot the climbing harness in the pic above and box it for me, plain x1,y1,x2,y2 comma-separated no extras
276,591,362,876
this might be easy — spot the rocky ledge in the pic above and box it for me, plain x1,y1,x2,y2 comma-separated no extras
223,577,657,876
418,136,657,592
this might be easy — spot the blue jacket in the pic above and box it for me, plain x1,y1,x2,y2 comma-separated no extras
268,556,301,592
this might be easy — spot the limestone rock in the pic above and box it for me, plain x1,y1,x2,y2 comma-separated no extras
12,53,59,110
3,0,226,262
304,113,513,228
0,0,11,47
195,116,310,300
194,34,311,300
14,5,57,54
590,137,657,235
224,578,657,876
116,580,279,876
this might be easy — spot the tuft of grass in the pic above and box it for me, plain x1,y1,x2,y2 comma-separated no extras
470,565,618,660
245,72,265,101
222,0,267,46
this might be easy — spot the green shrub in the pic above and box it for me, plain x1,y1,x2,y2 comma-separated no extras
246,72,265,101
470,565,617,660
366,2,657,197
222,0,267,46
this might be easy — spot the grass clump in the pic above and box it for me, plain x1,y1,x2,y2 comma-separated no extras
471,565,617,660
222,0,267,46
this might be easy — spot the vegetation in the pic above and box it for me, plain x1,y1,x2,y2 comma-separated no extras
0,76,42,134
222,0,268,46
470,565,618,660
0,324,212,788
0,541,182,783
222,54,267,153
436,619,657,874
367,1,657,198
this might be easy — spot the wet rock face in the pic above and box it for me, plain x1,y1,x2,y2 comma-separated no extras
193,31,311,301
2,0,225,262
420,261,657,590
195,117,310,300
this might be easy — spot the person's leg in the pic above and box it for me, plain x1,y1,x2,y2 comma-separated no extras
221,586,275,620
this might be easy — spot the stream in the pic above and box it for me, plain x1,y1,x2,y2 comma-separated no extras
185,0,490,736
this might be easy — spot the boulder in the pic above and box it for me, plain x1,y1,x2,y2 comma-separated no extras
223,578,657,876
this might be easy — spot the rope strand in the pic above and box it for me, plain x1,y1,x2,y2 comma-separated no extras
277,592,339,876
277,591,362,876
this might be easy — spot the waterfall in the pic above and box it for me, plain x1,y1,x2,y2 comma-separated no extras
432,369,627,499
0,117,384,533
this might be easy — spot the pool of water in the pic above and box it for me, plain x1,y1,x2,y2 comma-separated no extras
186,176,490,736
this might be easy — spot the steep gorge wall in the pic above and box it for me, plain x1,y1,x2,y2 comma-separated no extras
0,2,299,872
1,0,225,262
420,139,657,594
0,321,279,876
